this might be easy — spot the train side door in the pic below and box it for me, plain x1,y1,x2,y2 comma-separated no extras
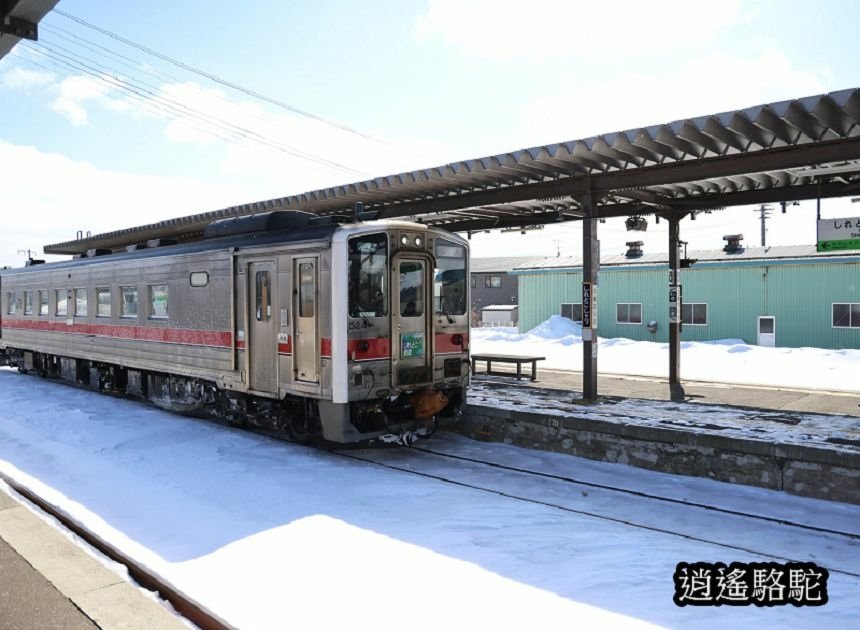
294,257,319,383
391,254,433,387
247,261,278,394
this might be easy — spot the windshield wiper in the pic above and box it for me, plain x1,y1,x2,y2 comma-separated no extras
438,298,455,324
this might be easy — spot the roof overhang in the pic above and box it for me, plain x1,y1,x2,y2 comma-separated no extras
45,88,860,255
0,0,58,60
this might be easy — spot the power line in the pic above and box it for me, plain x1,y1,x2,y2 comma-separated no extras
14,47,367,178
22,41,368,177
53,9,382,144
39,24,328,141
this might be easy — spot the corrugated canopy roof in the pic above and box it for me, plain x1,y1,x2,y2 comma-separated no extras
45,88,860,255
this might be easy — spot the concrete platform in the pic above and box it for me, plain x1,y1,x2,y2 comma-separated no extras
0,486,187,630
459,371,860,505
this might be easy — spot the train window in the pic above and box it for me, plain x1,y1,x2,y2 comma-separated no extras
255,271,271,321
55,289,67,316
6,292,15,315
298,264,314,318
434,239,467,316
39,290,48,316
121,286,138,318
348,233,387,317
190,272,209,287
75,288,87,317
96,288,111,317
24,291,33,315
399,261,424,317
149,285,168,319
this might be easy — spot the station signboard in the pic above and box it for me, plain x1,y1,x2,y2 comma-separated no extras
582,282,594,329
817,216,860,252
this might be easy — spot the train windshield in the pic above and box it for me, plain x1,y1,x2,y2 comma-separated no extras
348,233,388,317
434,239,467,316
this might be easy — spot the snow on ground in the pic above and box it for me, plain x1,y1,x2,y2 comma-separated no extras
0,367,859,629
472,317,860,393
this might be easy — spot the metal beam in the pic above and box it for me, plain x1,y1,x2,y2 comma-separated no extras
581,185,599,401
668,217,683,400
372,137,860,220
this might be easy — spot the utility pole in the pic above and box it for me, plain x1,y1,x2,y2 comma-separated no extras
754,204,773,246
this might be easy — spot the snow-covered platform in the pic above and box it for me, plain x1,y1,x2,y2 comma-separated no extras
461,376,860,504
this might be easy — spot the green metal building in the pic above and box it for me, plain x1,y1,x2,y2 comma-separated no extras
512,243,860,350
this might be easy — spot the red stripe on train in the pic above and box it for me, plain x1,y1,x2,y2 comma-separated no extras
435,332,468,353
2,318,232,348
347,337,390,361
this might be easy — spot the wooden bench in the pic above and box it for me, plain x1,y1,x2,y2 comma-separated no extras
470,354,545,381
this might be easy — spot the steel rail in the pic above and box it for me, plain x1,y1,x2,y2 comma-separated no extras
0,471,233,630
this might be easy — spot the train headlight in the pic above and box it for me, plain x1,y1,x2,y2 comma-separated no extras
414,236,422,247
400,235,409,246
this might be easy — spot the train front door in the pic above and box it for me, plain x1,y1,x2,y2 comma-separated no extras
294,257,319,383
248,261,277,394
391,254,432,387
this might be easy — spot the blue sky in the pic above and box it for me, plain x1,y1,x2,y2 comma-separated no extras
1,0,859,266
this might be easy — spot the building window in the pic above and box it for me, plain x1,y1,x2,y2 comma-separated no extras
24,291,33,315
6,292,15,315
56,289,67,316
616,303,642,324
485,275,502,288
471,275,477,289
682,303,708,326
190,271,209,287
832,303,860,328
149,285,168,319
39,290,48,316
75,288,87,317
96,288,111,317
561,303,582,322
121,286,138,318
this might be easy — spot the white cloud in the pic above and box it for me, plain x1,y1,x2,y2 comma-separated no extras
1,66,53,90
51,74,113,126
414,0,743,60
0,141,252,268
514,50,832,147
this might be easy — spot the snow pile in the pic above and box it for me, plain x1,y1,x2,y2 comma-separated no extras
472,316,860,392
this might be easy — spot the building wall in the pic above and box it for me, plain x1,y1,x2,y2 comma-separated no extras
516,258,860,349
470,272,518,322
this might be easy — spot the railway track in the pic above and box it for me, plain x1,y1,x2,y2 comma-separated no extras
325,439,860,579
0,471,231,630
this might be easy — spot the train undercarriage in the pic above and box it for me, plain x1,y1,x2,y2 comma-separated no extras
2,348,463,445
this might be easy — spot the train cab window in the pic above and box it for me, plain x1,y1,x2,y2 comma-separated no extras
55,289,67,316
255,271,271,321
298,264,314,318
399,261,424,317
121,286,138,318
75,288,87,317
6,292,15,315
96,288,111,317
24,291,33,315
434,239,467,316
39,290,48,316
149,285,168,319
348,233,387,317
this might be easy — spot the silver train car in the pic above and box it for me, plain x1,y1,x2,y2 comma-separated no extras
0,211,471,443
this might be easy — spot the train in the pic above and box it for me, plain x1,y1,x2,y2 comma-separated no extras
0,211,471,444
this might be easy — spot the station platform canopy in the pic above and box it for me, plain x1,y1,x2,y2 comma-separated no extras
0,0,58,60
45,88,860,256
